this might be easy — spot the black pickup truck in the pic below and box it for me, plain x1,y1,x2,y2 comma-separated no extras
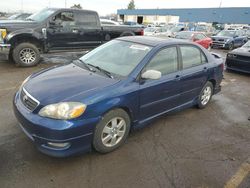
0,8,144,67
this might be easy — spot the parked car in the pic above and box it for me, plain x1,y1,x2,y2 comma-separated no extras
211,30,248,50
225,41,250,73
100,19,120,26
175,31,212,50
123,21,144,28
13,36,224,157
144,27,168,36
194,25,216,37
166,26,186,38
8,13,31,20
0,8,144,67
245,30,250,39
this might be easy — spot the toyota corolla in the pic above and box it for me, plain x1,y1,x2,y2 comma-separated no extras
13,36,223,157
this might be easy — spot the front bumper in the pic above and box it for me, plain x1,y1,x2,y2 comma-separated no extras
13,91,101,157
226,58,250,74
0,43,11,60
211,41,229,49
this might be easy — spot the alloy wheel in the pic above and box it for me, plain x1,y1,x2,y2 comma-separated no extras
19,48,36,64
201,86,212,106
101,117,126,147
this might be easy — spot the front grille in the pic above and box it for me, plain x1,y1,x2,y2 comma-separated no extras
20,88,39,111
235,55,250,62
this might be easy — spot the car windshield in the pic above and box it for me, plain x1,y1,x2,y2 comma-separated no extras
243,41,250,48
175,32,192,39
8,14,19,20
26,9,56,22
195,25,207,31
80,40,152,77
217,30,235,37
144,28,157,32
171,27,182,32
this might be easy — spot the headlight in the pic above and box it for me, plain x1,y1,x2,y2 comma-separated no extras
20,75,31,89
0,29,7,39
227,53,234,58
39,102,87,120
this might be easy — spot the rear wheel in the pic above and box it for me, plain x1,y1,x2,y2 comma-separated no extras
13,42,40,67
93,109,131,153
197,82,213,109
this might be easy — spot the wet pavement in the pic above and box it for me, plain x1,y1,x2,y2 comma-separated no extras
0,49,249,188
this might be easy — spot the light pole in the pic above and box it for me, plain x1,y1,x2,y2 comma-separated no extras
21,0,23,12
65,0,67,8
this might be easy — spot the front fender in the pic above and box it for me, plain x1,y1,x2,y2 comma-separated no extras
6,28,44,44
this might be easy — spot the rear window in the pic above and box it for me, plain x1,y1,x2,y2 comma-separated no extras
75,12,98,29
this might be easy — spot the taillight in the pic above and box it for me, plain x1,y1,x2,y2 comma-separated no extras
139,29,144,36
220,63,224,70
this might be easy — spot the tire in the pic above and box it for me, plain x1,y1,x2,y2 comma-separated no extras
93,109,131,153
227,42,234,50
197,82,214,109
13,42,40,67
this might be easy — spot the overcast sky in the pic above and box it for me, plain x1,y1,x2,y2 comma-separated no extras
1,0,250,15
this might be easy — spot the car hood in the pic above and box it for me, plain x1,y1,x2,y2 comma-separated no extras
211,36,232,40
0,20,37,31
230,47,250,57
24,63,119,105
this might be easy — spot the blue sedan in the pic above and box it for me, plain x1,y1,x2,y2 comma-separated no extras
13,36,224,157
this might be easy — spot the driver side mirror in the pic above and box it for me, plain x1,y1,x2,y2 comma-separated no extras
141,70,162,80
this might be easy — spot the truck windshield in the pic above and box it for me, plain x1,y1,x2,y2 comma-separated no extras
26,9,56,22
80,40,152,77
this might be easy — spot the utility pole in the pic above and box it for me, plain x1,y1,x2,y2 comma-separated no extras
21,0,23,12
65,0,67,8
219,0,222,8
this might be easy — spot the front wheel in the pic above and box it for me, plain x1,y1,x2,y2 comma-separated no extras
13,42,41,67
93,109,131,153
227,42,234,50
197,82,213,109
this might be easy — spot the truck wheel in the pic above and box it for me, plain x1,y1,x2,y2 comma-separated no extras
13,42,40,67
93,109,131,153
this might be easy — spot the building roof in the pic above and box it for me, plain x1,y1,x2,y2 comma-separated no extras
117,7,250,24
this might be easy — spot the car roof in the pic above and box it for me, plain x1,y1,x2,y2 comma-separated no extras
117,36,193,47
48,8,97,14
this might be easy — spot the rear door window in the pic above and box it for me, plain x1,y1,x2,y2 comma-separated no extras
180,45,207,69
75,12,99,29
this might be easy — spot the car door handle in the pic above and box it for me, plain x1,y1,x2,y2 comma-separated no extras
72,29,79,33
203,67,208,72
175,75,181,81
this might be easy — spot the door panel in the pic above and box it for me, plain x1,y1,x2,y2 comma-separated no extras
139,46,182,120
74,12,102,47
179,45,209,104
47,11,79,49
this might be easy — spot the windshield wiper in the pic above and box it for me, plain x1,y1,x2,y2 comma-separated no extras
25,18,34,21
86,63,113,79
75,59,93,71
